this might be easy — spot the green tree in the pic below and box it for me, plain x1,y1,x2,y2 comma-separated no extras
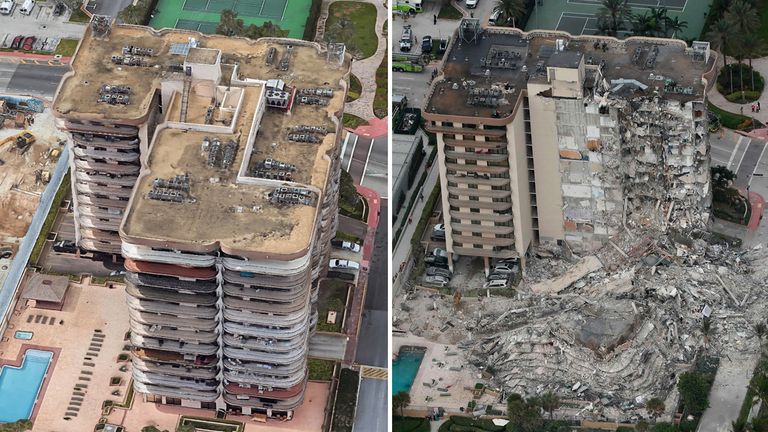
712,166,737,189
646,397,665,421
597,0,631,36
738,32,766,91
647,7,668,37
59,0,83,13
392,391,411,417
630,12,654,37
507,393,543,432
636,421,651,432
494,0,527,28
216,9,245,37
732,417,749,432
118,0,150,25
176,425,195,432
678,371,711,416
244,21,286,39
651,423,677,432
141,427,163,432
0,420,33,432
666,16,688,38
726,0,759,35
540,391,560,420
706,18,731,69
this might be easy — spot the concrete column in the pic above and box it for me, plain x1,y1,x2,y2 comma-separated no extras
483,256,490,276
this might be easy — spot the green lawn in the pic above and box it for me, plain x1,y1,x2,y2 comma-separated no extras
325,1,378,59
331,368,359,432
708,102,760,130
29,170,70,266
335,230,362,244
307,358,336,380
316,278,350,333
346,74,362,102
393,416,430,432
54,39,80,57
438,2,463,20
758,0,768,44
68,8,90,23
374,51,387,118
342,113,368,129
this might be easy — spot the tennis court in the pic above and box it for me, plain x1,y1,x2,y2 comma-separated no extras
526,0,711,40
150,0,310,38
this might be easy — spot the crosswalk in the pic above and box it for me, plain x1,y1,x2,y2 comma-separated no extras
360,365,388,380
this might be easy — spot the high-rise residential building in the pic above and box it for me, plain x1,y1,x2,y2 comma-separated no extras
53,18,349,418
424,20,715,271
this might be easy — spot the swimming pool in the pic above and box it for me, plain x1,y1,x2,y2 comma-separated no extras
0,349,53,422
14,331,33,340
392,346,426,395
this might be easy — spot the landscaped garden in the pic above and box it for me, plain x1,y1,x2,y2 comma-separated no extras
331,368,360,432
717,63,765,104
316,278,350,333
393,416,430,432
712,166,751,225
308,358,336,380
325,1,378,59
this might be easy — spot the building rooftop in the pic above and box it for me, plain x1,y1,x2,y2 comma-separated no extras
59,22,351,257
54,23,348,122
425,25,715,118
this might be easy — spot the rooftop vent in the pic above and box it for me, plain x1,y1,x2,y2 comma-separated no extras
327,43,346,66
269,187,316,206
91,15,112,39
147,174,195,203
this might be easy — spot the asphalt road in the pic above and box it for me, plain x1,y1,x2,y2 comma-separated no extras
354,199,388,368
353,378,388,432
362,136,388,199
4,63,68,97
88,0,135,17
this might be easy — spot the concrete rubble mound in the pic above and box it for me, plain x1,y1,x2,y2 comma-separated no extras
395,225,768,422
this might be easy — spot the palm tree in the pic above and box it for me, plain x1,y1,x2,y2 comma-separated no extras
646,397,665,421
630,12,654,37
705,18,730,69
739,33,766,91
598,0,631,36
647,7,668,37
726,0,759,35
666,16,688,39
393,391,411,417
494,0,527,28
540,391,560,420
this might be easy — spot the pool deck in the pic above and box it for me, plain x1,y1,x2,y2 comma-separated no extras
0,344,61,423
393,334,498,414
0,276,131,431
108,381,330,431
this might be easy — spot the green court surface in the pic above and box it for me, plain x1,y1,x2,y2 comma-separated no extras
149,0,310,38
525,0,712,40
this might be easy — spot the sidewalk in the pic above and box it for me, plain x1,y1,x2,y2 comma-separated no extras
342,184,381,363
697,353,759,432
0,51,72,65
347,116,388,139
707,56,768,125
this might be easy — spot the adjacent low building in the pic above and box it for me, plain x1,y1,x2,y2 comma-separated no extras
52,17,350,419
424,20,716,270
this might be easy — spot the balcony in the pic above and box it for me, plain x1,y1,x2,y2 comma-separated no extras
452,234,515,247
126,272,218,293
124,259,218,280
426,125,506,136
445,150,508,162
453,246,519,259
447,185,511,199
450,223,514,235
443,138,507,149
448,198,512,211
449,212,513,223
445,163,508,175
446,173,509,187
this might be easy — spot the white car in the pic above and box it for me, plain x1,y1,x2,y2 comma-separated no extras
466,0,478,8
333,240,361,253
329,259,360,270
483,279,508,288
432,248,448,258
492,264,518,274
424,275,449,287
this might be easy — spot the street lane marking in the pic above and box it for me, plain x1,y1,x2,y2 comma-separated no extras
727,136,743,170
346,133,358,172
361,138,375,184
750,141,768,187
733,137,749,172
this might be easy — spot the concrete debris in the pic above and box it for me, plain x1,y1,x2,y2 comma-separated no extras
394,227,767,423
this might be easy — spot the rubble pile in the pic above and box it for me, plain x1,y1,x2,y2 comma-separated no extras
395,227,768,422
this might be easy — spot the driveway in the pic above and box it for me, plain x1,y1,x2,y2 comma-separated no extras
0,5,86,41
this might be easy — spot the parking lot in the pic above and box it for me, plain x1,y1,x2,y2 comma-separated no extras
0,1,85,46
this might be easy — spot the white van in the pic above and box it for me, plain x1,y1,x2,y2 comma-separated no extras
19,0,35,15
0,0,14,15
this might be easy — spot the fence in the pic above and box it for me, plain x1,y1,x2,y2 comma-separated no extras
0,147,69,337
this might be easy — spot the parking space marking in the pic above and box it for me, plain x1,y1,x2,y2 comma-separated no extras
726,137,742,170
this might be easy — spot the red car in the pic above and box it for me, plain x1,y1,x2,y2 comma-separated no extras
22,36,35,51
10,35,23,50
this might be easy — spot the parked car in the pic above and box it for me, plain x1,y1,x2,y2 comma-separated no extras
329,259,360,270
438,38,449,54
487,272,509,282
489,9,503,25
432,248,448,258
424,275,449,287
483,279,508,289
53,2,64,15
400,25,413,52
0,247,12,259
431,224,446,241
465,0,478,8
53,240,78,253
427,266,452,279
424,255,449,268
22,36,35,51
331,239,361,253
421,35,433,53
10,35,23,50
493,264,518,274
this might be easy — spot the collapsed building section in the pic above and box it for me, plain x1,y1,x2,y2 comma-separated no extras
53,19,350,419
423,20,716,268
